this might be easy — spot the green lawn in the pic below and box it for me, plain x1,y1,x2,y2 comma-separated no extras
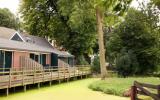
89,77,160,97
0,78,128,100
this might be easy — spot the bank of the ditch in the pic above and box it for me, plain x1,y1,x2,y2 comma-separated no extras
0,78,128,100
89,77,160,97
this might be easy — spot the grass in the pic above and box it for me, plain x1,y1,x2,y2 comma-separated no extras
0,78,128,100
89,77,160,97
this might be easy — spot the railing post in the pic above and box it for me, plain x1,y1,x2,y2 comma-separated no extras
58,67,61,83
51,67,53,81
22,68,24,86
64,67,65,79
131,86,137,100
9,69,11,88
33,67,35,84
43,69,44,82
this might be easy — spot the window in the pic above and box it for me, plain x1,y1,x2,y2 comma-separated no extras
0,50,4,68
30,53,47,66
30,53,39,62
11,34,23,42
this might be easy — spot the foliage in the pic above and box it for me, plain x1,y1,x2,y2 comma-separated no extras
20,0,97,61
76,55,89,65
116,49,139,77
151,0,160,9
107,7,160,76
89,77,160,97
20,0,132,64
0,8,18,29
91,56,100,73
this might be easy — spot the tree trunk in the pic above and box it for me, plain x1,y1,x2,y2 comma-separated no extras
96,6,107,80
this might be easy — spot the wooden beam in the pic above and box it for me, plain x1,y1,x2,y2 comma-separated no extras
6,88,9,96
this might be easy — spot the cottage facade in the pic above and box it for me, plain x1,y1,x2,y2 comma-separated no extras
0,27,74,70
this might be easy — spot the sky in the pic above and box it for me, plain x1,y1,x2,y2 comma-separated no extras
0,0,150,15
0,0,20,15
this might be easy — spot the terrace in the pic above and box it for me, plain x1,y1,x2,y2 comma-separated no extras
0,65,91,96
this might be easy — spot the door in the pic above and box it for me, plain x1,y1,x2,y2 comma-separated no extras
5,51,12,68
51,53,58,67
0,50,4,71
5,51,12,70
42,54,46,66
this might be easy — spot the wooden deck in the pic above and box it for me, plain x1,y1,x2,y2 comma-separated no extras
0,66,91,95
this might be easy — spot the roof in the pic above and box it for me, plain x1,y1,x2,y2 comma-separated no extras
0,27,16,39
21,34,54,49
0,27,74,57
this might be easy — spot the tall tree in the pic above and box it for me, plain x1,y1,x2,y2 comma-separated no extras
20,0,132,79
94,0,132,79
0,8,18,29
107,7,160,76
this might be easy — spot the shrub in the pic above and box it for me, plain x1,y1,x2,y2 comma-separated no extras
91,56,100,73
116,49,139,77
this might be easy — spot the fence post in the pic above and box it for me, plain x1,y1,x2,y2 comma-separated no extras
157,85,160,97
9,69,11,88
131,86,137,100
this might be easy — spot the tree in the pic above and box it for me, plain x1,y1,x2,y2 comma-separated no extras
95,0,132,79
20,0,97,65
20,0,132,79
107,8,160,76
0,8,18,29
151,0,160,9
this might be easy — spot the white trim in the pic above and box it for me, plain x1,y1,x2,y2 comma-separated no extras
9,32,25,42
0,49,50,54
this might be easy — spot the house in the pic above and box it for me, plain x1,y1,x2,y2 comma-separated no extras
0,27,74,70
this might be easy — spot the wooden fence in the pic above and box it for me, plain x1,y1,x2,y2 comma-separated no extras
131,81,160,100
0,65,91,96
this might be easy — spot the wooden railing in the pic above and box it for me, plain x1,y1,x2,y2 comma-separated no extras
20,56,43,71
0,65,91,90
131,81,160,100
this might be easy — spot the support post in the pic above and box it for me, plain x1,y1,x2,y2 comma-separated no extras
24,85,26,92
131,86,137,100
6,88,9,96
66,78,69,82
85,74,88,78
59,80,61,84
13,87,16,92
38,83,40,89
49,81,52,86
